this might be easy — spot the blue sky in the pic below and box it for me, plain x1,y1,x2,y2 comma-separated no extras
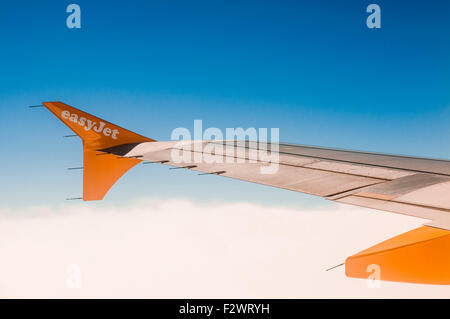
0,0,449,207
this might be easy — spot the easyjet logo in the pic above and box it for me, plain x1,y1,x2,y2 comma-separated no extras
61,110,119,139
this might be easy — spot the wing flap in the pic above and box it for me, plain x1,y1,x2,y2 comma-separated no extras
303,160,414,180
395,180,450,210
337,195,450,230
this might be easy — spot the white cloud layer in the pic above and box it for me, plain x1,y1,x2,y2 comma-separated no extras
0,198,448,298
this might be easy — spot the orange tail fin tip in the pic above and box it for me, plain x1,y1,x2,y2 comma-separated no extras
42,102,155,201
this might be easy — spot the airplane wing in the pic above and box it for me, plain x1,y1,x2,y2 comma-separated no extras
120,140,450,231
39,101,450,285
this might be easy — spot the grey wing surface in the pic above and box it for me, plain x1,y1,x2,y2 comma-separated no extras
124,140,450,230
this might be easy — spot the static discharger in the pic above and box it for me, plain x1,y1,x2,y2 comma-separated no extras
169,165,197,170
143,160,170,164
116,155,144,159
66,197,83,201
198,170,226,176
325,262,345,272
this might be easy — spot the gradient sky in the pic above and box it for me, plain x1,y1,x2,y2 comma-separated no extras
0,0,449,207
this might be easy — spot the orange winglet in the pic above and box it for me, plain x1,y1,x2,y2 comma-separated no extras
345,226,450,284
43,102,155,201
